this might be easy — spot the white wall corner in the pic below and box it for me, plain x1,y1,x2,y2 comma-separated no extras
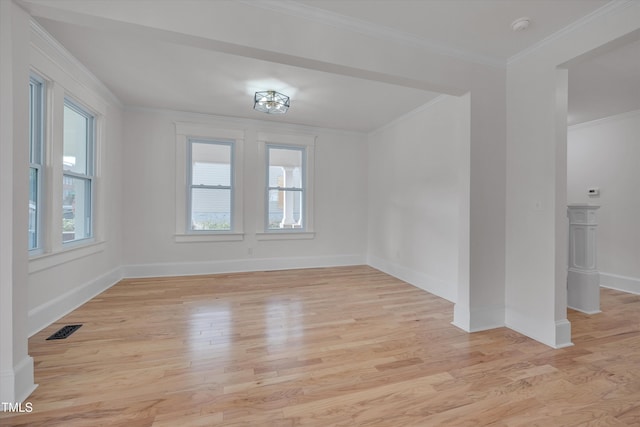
554,319,573,349
600,272,640,295
452,304,505,333
452,303,471,332
0,356,37,404
122,254,366,279
28,267,123,336
367,255,457,303
506,308,572,349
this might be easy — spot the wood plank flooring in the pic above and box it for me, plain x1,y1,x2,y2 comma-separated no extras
2,265,639,426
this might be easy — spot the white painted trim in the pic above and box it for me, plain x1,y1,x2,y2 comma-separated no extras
368,95,449,136
28,267,122,337
568,109,640,131
0,356,37,404
508,0,635,64
126,105,367,137
28,241,105,273
505,309,573,349
367,254,456,303
554,320,574,349
174,233,244,243
600,272,640,295
567,306,601,315
452,304,505,333
29,19,121,108
238,0,504,68
122,254,364,279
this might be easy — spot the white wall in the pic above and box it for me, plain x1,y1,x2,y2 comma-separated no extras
568,110,640,293
367,95,469,303
506,2,640,347
121,109,368,276
26,22,125,336
0,0,35,404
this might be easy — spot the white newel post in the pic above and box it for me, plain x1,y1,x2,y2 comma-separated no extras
567,204,601,314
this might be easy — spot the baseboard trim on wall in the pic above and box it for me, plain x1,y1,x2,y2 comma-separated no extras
367,255,456,303
505,309,573,349
452,303,505,333
122,254,366,279
600,272,640,295
0,355,36,404
28,267,123,337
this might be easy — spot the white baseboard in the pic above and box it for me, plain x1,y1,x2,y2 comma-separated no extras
28,267,123,337
367,255,456,302
0,355,36,404
600,272,640,295
122,254,365,279
505,309,573,349
452,303,505,332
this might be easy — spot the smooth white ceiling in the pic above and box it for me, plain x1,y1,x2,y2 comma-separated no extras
294,0,610,62
568,38,640,126
24,0,637,132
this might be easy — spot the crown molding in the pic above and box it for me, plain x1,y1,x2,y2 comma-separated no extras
124,105,368,137
238,0,504,69
568,108,640,131
507,0,636,65
29,18,123,108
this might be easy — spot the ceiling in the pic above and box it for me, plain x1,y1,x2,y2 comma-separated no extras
22,0,638,132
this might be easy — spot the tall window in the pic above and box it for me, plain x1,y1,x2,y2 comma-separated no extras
28,75,45,251
188,139,233,231
266,145,305,230
63,99,94,243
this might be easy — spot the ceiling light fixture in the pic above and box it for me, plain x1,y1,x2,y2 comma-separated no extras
511,17,531,32
254,90,290,114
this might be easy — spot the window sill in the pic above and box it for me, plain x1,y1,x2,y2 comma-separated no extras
29,240,106,273
256,231,315,241
174,233,244,243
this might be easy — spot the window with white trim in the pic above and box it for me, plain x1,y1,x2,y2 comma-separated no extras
62,98,95,243
266,145,305,230
188,139,234,232
257,132,315,239
28,75,45,251
174,123,244,242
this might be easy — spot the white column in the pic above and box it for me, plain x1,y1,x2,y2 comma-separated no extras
567,204,600,314
280,167,296,228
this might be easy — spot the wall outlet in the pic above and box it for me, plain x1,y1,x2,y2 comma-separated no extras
588,187,600,197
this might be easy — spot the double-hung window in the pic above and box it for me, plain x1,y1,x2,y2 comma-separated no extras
175,124,243,242
188,139,234,232
62,98,95,243
28,75,45,251
266,145,305,230
257,132,315,239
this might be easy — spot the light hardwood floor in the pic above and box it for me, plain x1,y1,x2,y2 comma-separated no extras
2,266,639,426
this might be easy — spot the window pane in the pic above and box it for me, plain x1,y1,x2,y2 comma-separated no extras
29,76,44,250
191,188,231,230
63,103,90,175
268,189,302,229
192,142,231,186
62,175,91,241
268,148,302,189
28,167,38,249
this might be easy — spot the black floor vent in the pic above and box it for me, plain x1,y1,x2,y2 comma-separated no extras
46,324,82,340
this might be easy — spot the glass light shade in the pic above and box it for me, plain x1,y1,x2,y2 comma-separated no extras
254,90,290,114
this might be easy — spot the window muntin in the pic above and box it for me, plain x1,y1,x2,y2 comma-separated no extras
63,99,94,243
266,145,305,230
29,75,45,251
188,139,233,232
